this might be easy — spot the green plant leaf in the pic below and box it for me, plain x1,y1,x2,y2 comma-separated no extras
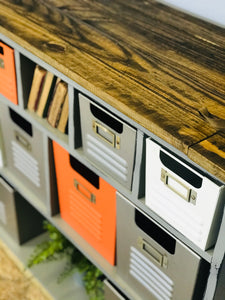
27,221,104,299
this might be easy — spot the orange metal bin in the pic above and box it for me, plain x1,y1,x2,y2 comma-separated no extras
0,41,18,105
53,141,117,265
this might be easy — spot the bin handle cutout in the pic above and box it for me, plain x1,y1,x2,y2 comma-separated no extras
74,179,96,204
10,108,33,136
138,238,168,268
15,131,31,151
161,168,197,205
93,121,120,149
0,45,4,55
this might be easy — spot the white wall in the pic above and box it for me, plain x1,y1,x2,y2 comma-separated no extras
158,0,225,27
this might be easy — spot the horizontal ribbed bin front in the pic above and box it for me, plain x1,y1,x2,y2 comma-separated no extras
116,193,209,300
0,103,48,206
53,141,117,265
79,94,137,190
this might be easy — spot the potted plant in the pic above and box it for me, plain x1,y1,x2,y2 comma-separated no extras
27,221,104,300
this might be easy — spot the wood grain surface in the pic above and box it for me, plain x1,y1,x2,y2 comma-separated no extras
0,0,224,179
189,133,225,183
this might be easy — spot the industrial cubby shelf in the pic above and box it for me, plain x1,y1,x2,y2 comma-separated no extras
0,1,225,299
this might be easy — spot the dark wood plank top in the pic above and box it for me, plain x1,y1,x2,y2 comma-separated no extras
0,0,225,181
189,133,225,183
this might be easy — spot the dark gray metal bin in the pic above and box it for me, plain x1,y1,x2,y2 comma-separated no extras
0,103,48,205
116,192,210,300
0,176,44,244
79,94,137,190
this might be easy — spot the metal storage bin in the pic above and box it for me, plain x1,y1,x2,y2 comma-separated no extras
103,279,127,300
0,104,48,205
79,94,137,190
0,41,18,105
116,193,210,300
53,141,117,265
0,176,44,244
145,138,225,250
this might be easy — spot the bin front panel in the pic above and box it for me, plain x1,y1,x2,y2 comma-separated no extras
145,138,224,250
53,141,116,265
0,104,47,203
79,94,136,190
116,193,209,300
0,42,18,105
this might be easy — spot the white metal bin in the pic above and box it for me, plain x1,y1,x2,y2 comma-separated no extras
0,104,48,205
116,193,210,300
145,138,225,250
79,94,137,190
0,176,44,244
